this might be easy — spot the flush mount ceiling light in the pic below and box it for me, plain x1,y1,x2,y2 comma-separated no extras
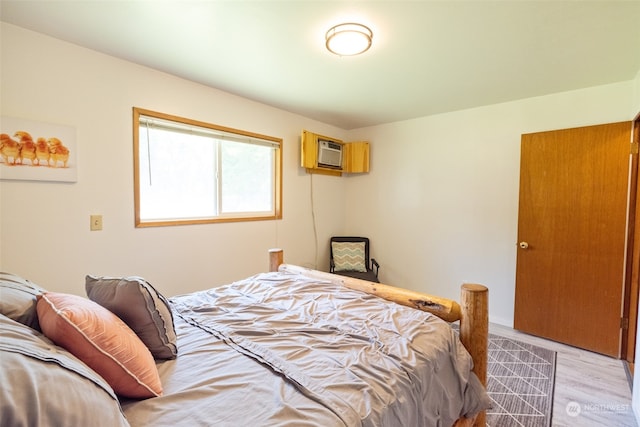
325,23,373,56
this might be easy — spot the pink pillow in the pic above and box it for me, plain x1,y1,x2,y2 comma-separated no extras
36,292,162,399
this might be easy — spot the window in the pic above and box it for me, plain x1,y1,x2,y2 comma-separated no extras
133,108,282,227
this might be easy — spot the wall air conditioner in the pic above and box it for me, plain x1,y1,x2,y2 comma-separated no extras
317,139,343,169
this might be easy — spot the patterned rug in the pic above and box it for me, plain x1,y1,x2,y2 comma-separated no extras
451,326,557,426
485,333,557,427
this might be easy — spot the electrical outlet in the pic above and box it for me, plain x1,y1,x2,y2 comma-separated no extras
90,215,103,231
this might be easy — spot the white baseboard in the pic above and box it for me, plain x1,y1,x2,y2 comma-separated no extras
489,315,512,328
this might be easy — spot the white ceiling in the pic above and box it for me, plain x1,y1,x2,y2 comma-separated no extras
1,1,639,129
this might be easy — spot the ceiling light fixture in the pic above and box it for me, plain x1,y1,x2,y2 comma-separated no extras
325,23,373,56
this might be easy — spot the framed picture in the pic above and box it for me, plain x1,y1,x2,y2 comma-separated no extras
0,116,77,182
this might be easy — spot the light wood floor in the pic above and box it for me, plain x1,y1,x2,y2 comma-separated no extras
490,323,637,427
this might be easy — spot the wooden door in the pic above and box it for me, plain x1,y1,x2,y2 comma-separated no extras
514,122,632,358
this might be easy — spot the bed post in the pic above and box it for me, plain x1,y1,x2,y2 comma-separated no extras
460,283,489,427
269,248,284,272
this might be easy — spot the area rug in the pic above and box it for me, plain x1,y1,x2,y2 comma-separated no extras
452,326,557,426
485,333,557,427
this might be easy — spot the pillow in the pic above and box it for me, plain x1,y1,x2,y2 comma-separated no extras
85,275,177,360
332,241,367,272
0,314,130,427
36,292,163,399
0,272,46,330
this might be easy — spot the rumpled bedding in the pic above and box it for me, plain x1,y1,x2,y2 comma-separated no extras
121,271,490,426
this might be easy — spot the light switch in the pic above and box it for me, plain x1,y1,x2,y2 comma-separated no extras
90,215,103,231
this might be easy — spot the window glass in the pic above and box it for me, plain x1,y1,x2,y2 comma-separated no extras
220,140,273,214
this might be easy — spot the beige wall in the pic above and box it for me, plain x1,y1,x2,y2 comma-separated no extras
345,82,635,326
0,23,347,297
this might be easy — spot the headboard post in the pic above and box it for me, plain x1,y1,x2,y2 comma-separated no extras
460,283,488,427
269,248,284,272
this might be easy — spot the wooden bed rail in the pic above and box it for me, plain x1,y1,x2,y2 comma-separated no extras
268,248,488,427
276,264,463,322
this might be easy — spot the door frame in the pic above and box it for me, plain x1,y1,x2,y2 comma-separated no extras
623,115,640,367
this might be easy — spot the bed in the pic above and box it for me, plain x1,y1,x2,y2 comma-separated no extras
0,248,490,427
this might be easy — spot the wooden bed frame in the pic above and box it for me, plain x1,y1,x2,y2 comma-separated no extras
268,248,488,427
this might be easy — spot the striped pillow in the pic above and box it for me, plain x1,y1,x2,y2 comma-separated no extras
85,275,177,360
332,241,367,272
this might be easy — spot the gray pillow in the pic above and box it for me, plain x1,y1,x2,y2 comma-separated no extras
0,272,46,330
0,314,130,427
85,275,177,360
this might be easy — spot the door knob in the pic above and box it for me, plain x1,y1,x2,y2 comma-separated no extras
519,241,529,249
